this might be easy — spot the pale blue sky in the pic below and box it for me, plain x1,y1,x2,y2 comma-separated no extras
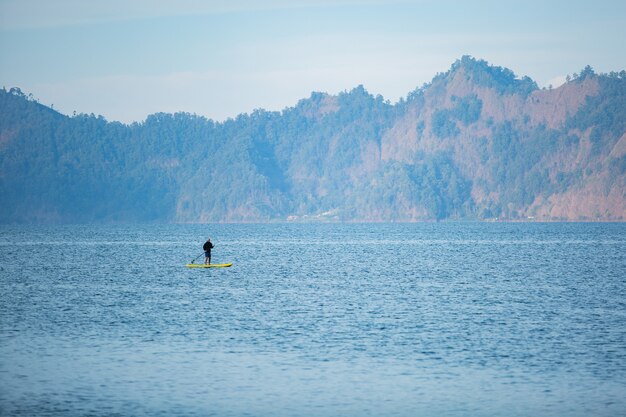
1,0,625,123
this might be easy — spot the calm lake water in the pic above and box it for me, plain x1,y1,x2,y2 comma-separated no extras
1,223,625,416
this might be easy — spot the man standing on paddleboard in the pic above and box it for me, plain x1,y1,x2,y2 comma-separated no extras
203,238,214,265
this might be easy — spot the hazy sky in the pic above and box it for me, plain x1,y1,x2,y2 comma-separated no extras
1,0,625,123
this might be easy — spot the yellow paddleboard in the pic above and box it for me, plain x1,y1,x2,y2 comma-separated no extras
186,263,233,268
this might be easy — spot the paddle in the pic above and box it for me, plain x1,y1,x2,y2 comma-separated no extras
189,252,205,264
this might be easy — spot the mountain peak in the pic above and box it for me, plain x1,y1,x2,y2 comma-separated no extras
442,55,538,96
1,59,624,223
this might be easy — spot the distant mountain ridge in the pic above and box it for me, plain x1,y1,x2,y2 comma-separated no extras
1,56,625,223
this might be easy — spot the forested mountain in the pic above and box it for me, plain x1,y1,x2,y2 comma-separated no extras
1,56,625,223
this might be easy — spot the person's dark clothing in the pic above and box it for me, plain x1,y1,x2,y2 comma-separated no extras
203,240,214,256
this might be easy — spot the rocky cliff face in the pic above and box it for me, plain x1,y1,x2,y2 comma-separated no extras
374,58,624,220
1,57,625,223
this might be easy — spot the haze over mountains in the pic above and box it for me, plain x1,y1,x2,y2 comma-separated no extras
1,56,625,223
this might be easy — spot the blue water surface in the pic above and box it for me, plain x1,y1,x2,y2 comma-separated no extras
1,223,625,416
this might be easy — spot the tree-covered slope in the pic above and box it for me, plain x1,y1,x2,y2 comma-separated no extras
1,57,625,223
